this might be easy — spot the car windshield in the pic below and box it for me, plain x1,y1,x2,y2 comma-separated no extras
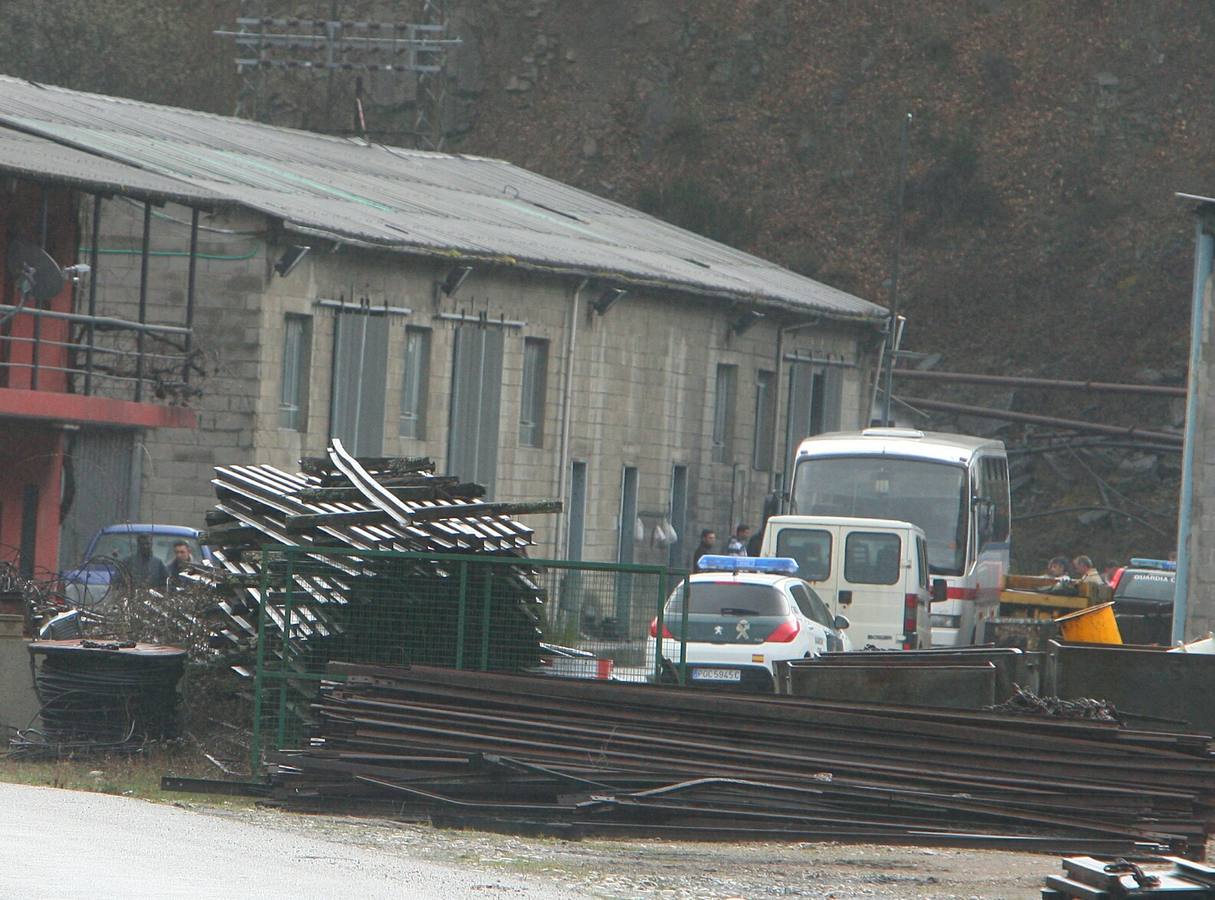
1115,571,1175,603
793,456,968,575
88,533,201,566
666,582,789,617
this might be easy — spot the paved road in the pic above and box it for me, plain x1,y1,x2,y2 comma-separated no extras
0,783,567,899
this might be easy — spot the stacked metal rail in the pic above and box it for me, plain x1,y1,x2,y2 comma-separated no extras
267,663,1215,855
203,440,559,672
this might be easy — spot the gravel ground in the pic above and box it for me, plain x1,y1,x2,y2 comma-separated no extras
187,803,1060,898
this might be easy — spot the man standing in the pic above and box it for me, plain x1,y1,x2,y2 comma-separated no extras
726,524,751,556
1043,556,1070,579
121,534,169,590
691,529,716,572
167,540,193,588
1072,555,1105,585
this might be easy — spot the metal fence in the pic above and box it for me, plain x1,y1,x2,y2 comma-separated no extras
250,546,686,767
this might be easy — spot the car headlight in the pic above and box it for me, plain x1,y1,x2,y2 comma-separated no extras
931,614,961,629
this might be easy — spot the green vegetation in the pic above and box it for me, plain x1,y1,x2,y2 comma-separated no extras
0,747,255,808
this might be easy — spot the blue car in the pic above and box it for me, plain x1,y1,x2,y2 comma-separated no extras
61,524,212,611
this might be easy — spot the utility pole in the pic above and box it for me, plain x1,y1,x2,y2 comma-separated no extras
881,112,912,427
219,0,459,146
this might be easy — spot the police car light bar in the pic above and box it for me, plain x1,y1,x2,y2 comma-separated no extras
697,555,800,575
1129,557,1176,571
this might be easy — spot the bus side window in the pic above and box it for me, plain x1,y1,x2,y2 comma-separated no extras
991,458,1010,543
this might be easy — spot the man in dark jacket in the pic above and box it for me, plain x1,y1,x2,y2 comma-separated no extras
122,534,168,590
691,530,716,572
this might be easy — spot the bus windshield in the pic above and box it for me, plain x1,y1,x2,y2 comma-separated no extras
792,456,969,575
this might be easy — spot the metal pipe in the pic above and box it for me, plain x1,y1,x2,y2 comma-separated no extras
899,395,1183,445
436,311,524,328
31,186,48,390
0,303,192,335
893,368,1185,397
135,202,151,401
772,319,824,508
84,194,101,395
1174,215,1214,645
880,113,911,427
183,208,198,384
769,324,784,486
554,278,586,559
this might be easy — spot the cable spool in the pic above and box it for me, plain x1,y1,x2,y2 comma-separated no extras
23,640,186,753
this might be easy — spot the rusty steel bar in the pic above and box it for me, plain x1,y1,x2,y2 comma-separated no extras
894,368,1186,397
898,396,1183,445
134,201,151,401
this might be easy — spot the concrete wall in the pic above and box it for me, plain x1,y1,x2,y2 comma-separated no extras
1186,269,1215,639
89,201,881,564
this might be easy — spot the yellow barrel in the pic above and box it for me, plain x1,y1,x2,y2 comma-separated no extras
1054,601,1122,644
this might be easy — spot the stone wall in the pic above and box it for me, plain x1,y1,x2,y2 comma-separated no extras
83,199,269,526
253,242,878,564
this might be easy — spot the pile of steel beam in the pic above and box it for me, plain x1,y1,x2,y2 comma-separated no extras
1042,855,1215,896
202,439,559,672
266,663,1215,855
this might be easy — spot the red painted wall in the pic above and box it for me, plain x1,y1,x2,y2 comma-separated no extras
0,425,63,577
0,183,75,392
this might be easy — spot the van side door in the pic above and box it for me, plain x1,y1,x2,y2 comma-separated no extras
838,529,905,650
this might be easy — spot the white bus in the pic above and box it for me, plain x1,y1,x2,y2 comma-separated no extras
787,428,1011,645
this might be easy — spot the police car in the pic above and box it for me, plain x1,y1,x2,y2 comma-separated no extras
1110,557,1175,644
648,555,851,692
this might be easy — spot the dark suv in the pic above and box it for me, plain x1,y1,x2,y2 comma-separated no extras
1110,558,1175,645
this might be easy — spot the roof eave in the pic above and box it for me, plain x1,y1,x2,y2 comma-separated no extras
283,221,890,327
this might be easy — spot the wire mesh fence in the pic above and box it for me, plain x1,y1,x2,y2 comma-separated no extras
251,546,684,765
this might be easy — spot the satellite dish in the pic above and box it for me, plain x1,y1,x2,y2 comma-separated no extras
7,240,65,302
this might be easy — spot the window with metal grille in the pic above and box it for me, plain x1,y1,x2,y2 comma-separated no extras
753,369,775,470
399,327,430,438
519,337,548,447
278,314,311,431
712,364,737,463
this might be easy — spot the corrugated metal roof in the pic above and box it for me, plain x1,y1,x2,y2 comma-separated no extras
0,127,226,205
0,76,886,320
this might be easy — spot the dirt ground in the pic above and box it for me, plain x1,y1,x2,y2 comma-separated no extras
187,803,1061,899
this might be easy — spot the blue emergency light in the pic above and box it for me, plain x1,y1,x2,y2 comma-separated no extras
1129,557,1176,571
697,555,800,576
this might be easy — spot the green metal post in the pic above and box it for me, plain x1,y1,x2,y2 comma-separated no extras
654,569,668,683
455,560,468,669
276,548,295,752
250,549,271,774
678,576,690,686
480,568,493,670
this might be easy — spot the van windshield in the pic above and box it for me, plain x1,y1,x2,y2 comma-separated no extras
89,533,202,567
792,456,968,575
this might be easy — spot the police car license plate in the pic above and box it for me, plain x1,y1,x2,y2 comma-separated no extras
692,667,741,682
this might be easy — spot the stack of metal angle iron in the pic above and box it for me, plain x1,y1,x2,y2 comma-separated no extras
267,663,1215,856
201,439,560,672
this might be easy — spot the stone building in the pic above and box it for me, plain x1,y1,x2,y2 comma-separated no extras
0,77,888,570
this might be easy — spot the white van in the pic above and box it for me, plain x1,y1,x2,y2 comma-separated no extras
759,515,935,650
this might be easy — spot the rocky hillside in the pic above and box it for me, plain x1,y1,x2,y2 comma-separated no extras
4,0,1212,568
